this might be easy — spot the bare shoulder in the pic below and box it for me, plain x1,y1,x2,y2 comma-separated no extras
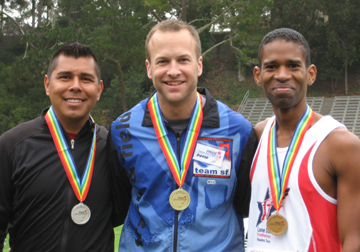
326,127,360,151
325,127,360,172
254,118,270,140
314,126,360,199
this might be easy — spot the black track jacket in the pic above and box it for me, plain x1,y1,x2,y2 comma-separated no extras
0,108,114,252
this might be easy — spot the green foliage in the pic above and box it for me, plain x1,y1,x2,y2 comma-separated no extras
269,0,360,94
96,67,150,128
1,0,360,133
0,35,23,64
227,0,273,74
3,227,123,252
0,47,50,134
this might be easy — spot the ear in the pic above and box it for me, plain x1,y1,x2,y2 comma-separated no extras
197,56,203,77
145,59,152,79
97,80,104,101
44,75,50,96
253,66,262,87
307,64,317,86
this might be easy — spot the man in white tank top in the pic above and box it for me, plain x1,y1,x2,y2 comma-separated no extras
247,28,360,252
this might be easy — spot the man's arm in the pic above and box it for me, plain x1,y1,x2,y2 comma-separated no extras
0,139,13,250
234,128,258,217
327,128,360,251
107,129,132,227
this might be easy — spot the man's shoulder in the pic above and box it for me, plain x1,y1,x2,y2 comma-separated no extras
313,116,359,173
95,124,108,140
0,117,43,154
254,118,271,140
215,100,247,121
111,99,148,126
326,125,359,150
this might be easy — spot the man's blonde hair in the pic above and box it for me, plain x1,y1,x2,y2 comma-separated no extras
145,19,202,62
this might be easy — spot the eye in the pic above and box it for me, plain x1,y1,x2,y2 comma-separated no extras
289,63,300,68
179,58,190,63
157,59,168,64
265,64,276,70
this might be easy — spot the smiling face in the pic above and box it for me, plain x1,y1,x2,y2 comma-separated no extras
44,54,103,133
145,29,203,119
254,40,316,110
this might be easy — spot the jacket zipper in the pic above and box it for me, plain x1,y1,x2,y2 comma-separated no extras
61,187,73,252
61,138,75,252
173,132,181,252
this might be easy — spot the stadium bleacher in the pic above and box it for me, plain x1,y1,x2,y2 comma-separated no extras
330,96,360,137
239,96,360,137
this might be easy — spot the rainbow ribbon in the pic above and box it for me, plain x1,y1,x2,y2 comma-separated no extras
267,105,314,210
45,106,96,202
147,93,203,187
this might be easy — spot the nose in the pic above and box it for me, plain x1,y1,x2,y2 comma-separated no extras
167,60,180,78
275,65,290,82
69,77,82,92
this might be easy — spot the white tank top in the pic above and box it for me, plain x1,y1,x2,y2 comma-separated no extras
247,115,345,252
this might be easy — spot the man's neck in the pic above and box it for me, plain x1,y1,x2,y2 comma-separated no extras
165,117,190,136
159,98,197,120
273,102,308,129
273,104,308,147
57,116,89,135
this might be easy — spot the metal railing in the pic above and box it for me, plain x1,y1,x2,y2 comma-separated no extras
237,90,250,114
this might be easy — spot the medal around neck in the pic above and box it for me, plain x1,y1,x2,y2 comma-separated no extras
148,93,203,211
45,106,97,225
267,105,314,211
266,105,314,235
266,212,288,236
71,202,91,225
169,188,191,211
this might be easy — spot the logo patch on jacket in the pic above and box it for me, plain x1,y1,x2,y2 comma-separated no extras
193,140,231,178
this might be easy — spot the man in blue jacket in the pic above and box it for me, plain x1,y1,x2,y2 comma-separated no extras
108,19,257,251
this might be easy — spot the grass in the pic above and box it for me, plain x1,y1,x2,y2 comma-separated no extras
2,235,9,252
3,226,123,252
114,225,123,251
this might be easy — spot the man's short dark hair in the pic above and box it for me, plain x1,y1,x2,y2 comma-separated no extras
47,42,101,83
258,28,311,68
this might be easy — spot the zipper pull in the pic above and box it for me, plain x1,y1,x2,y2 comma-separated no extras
71,139,75,150
176,132,181,143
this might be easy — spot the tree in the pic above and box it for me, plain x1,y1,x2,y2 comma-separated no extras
322,0,360,95
269,0,360,95
227,0,273,80
0,0,278,132
143,0,272,81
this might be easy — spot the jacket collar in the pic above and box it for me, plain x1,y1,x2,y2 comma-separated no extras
142,87,220,128
41,106,95,137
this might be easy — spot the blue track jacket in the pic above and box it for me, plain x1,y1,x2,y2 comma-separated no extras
108,87,257,252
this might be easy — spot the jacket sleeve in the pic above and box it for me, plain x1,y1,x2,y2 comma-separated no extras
107,128,132,227
0,139,12,250
234,128,258,217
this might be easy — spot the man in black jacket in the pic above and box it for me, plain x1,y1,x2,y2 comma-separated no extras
0,43,114,251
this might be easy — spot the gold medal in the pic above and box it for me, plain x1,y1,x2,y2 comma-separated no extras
169,188,191,211
266,212,288,236
148,94,203,212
